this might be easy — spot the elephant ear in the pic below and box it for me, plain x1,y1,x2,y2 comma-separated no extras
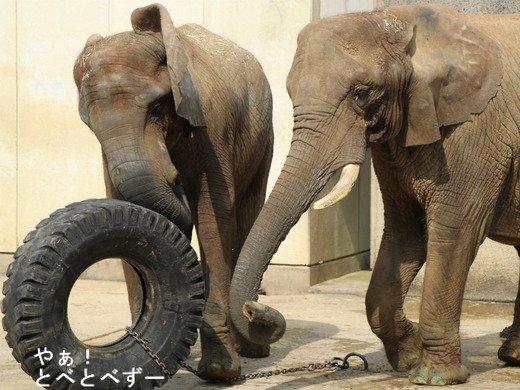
401,6,502,146
131,4,206,128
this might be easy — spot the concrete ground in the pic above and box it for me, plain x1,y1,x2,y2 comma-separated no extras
1,271,519,389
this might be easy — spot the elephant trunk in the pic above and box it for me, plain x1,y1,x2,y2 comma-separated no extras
102,129,192,233
230,132,361,345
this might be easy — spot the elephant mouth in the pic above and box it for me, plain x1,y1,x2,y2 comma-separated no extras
367,123,387,143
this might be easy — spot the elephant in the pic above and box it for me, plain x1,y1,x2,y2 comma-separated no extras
229,4,520,386
73,4,273,380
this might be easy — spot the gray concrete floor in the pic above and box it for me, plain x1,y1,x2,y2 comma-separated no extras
1,271,519,389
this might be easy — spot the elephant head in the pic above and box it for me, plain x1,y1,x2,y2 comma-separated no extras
73,4,206,233
230,5,502,345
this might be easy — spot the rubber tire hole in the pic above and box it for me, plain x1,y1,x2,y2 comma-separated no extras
67,258,139,346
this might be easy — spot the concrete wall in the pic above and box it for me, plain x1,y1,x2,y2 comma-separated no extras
0,1,17,258
0,0,373,290
371,0,520,301
0,0,108,269
376,0,518,13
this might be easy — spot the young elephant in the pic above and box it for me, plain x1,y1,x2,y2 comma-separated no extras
229,4,520,385
73,4,273,379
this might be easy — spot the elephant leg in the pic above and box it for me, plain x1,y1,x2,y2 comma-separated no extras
232,153,272,359
197,229,240,379
195,192,241,380
366,200,427,372
497,245,520,364
408,211,491,386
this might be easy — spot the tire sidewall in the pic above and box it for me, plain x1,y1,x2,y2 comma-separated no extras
5,200,202,389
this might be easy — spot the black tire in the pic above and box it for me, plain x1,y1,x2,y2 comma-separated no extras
2,199,204,390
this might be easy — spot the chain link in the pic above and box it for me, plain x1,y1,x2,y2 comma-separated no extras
187,360,346,382
125,327,174,379
126,327,368,383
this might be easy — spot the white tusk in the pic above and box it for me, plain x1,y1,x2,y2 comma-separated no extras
313,164,361,210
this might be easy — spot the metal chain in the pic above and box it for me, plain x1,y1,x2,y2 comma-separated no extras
182,354,368,382
126,327,174,379
180,359,339,382
126,327,368,383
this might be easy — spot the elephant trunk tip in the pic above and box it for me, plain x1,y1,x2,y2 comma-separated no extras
241,301,286,345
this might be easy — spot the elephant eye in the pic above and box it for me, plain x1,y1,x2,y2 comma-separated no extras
353,89,370,104
148,92,174,119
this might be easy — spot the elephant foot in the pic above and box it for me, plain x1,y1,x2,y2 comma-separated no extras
236,338,270,358
384,321,422,372
197,340,241,380
498,329,520,365
408,359,469,386
198,321,241,380
500,325,512,339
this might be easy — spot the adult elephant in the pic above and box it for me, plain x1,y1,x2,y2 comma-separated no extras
230,4,520,385
73,4,273,380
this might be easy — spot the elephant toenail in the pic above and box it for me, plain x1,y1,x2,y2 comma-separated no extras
411,374,427,384
207,362,221,372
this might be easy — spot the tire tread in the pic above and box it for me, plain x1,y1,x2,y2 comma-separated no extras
2,198,204,389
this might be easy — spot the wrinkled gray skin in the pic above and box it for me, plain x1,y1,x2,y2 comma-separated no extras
74,4,274,380
230,4,520,385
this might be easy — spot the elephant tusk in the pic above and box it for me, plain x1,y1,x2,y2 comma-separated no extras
313,164,361,210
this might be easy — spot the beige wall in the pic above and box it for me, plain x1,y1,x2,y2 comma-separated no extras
16,1,108,245
1,1,109,261
0,0,374,291
0,0,17,254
